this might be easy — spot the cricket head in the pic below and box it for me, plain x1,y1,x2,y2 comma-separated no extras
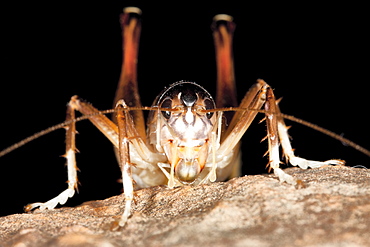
149,81,218,184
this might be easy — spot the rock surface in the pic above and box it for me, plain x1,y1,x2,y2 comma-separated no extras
1,166,369,247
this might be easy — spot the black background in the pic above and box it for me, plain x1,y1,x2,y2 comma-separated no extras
1,2,369,216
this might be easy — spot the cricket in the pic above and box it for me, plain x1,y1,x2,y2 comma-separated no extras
1,7,369,228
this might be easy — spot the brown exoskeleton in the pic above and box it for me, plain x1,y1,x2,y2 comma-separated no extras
1,7,369,227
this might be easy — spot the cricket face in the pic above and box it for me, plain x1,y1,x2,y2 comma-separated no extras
155,81,217,184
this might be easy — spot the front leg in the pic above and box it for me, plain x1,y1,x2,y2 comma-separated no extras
25,99,80,211
264,85,344,185
25,95,120,212
264,86,298,185
274,99,345,170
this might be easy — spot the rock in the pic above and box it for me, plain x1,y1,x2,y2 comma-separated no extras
1,166,369,247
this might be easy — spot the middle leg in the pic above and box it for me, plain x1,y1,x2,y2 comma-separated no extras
115,99,135,227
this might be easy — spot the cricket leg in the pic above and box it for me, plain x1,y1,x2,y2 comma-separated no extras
217,79,269,183
212,14,238,120
264,87,298,184
25,96,121,212
275,102,345,169
264,87,344,185
218,79,267,157
212,14,240,179
25,100,80,211
114,7,145,139
115,99,134,227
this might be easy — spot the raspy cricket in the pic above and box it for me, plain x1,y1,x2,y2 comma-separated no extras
1,7,369,228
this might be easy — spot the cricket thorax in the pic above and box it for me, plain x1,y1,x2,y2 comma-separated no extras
148,81,217,184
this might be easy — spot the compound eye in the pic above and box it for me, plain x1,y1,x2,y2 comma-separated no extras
204,98,215,119
161,98,172,119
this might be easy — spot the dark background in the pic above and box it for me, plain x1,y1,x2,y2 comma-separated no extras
1,2,369,216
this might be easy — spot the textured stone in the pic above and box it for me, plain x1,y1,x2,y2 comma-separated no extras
1,166,369,247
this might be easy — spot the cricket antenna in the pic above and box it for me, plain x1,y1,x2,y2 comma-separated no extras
0,107,369,159
280,113,370,158
0,109,115,158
